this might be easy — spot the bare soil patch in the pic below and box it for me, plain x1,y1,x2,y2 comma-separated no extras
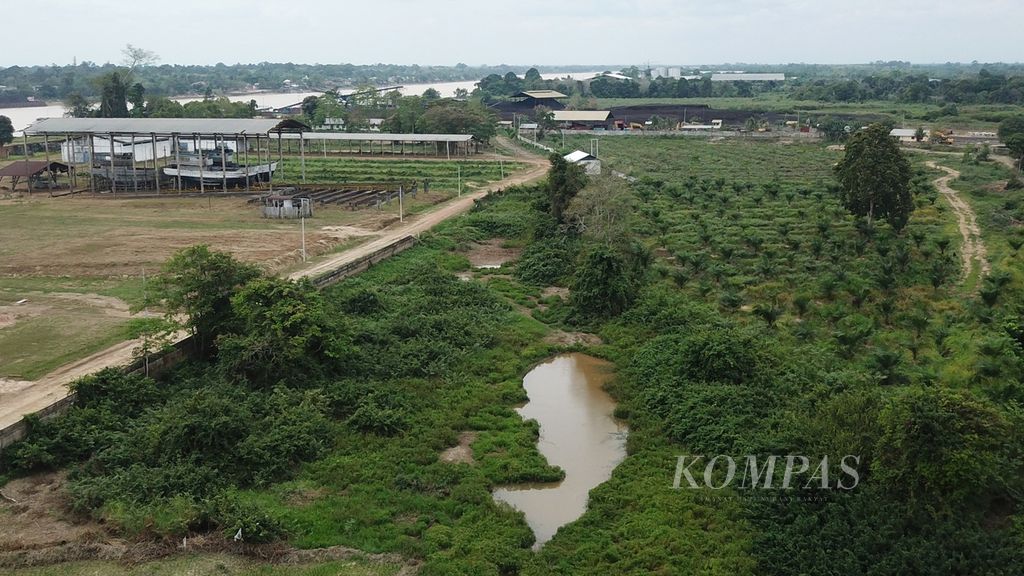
543,330,603,347
466,239,521,269
440,431,479,465
541,286,569,299
0,472,109,553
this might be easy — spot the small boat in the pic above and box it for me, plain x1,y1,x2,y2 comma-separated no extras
163,146,276,188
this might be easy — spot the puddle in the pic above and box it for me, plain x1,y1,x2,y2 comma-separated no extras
493,353,628,549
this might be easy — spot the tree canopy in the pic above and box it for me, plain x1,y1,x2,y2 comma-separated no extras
834,123,914,231
0,115,13,147
546,153,588,224
155,245,262,352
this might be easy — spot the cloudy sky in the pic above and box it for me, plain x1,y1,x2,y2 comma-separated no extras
4,0,1022,67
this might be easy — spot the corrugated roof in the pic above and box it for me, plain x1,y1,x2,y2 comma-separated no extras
24,118,308,136
0,161,69,178
516,90,568,99
564,150,597,163
552,110,611,122
890,128,920,137
273,132,474,143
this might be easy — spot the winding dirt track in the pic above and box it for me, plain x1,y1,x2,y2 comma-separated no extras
925,161,991,284
0,139,549,434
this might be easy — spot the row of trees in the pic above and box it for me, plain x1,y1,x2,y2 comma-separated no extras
476,68,1024,106
301,91,497,142
0,60,546,103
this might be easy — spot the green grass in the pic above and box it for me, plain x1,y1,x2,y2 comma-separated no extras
276,158,523,192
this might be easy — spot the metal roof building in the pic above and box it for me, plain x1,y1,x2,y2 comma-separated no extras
552,110,612,123
20,118,309,195
514,90,568,99
272,132,480,160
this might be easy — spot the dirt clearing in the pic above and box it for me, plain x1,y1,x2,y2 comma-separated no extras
440,432,479,464
466,239,521,269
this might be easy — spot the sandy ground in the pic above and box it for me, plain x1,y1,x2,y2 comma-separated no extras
0,137,548,441
466,239,521,268
926,161,991,283
439,432,479,465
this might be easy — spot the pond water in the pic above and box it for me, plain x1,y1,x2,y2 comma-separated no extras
493,353,628,549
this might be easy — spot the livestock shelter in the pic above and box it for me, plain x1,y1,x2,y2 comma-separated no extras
551,110,613,130
23,117,308,194
271,132,479,159
0,160,72,194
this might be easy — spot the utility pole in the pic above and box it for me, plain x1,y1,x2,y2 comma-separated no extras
301,213,307,262
399,185,404,222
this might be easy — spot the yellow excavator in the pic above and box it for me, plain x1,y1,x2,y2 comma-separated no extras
930,129,954,145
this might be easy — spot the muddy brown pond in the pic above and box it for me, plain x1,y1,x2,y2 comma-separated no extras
492,353,628,548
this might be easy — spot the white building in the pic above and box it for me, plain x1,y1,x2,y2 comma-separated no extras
889,128,922,143
564,150,601,175
711,73,785,82
62,135,173,163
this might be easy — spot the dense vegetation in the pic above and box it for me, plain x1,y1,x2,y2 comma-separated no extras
0,61,595,104
3,133,1023,574
477,65,1024,106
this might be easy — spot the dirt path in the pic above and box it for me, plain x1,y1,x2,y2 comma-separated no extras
925,161,991,284
0,140,548,436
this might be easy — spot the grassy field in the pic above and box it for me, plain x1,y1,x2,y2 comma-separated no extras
0,168,453,379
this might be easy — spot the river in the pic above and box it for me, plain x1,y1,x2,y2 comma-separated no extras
493,353,628,549
1,71,602,134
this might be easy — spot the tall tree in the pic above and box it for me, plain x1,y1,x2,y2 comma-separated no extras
155,245,262,353
997,115,1024,142
97,71,130,118
547,153,587,223
0,115,13,149
835,123,914,231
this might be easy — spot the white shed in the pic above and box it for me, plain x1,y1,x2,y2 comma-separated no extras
564,150,601,175
890,128,922,143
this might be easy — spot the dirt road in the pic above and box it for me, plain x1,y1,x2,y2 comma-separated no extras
0,139,548,435
926,161,991,284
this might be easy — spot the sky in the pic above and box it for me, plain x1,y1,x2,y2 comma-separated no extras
3,0,1022,67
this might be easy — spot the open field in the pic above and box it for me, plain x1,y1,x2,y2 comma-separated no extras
0,155,530,379
0,196,387,379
